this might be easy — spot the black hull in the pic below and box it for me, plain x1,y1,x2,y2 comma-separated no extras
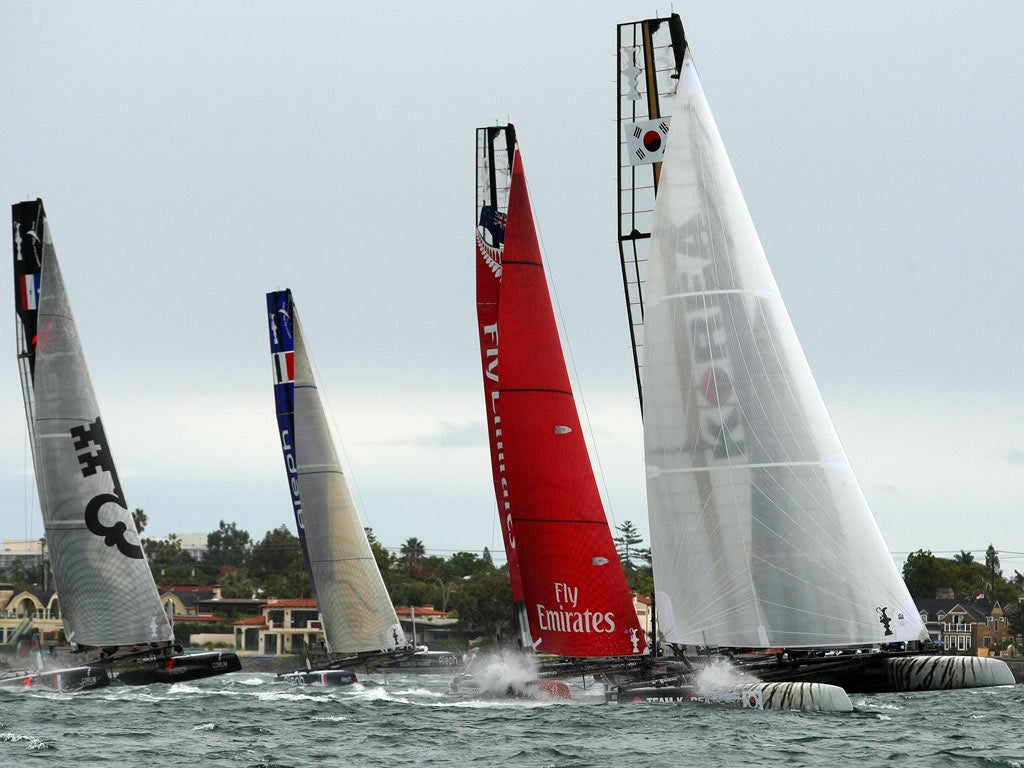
738,652,1015,693
277,669,358,686
378,651,464,672
111,651,242,686
0,665,110,691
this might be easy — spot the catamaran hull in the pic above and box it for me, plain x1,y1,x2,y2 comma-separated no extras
0,665,111,691
606,681,853,713
450,674,572,700
111,651,242,686
378,651,464,671
277,669,358,686
744,653,1014,693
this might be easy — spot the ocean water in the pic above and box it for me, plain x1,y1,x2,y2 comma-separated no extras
1,665,1021,768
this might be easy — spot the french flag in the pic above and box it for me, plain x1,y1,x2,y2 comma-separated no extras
20,274,40,311
272,351,294,384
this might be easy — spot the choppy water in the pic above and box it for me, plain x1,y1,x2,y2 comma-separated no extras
1,669,1021,767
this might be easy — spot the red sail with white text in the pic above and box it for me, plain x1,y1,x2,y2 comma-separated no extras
476,126,526,604
495,147,646,657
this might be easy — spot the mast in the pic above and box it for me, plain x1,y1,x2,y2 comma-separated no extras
616,15,687,412
475,124,532,650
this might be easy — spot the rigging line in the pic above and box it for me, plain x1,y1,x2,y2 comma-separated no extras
528,174,620,532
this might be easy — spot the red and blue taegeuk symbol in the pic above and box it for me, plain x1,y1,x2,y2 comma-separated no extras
643,130,662,153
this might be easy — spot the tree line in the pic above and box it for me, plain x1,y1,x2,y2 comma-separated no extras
5,512,1020,646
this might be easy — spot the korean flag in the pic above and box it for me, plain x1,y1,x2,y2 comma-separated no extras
624,118,671,165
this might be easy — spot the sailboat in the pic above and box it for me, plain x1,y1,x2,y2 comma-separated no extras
609,14,1014,697
456,125,651,698
4,199,241,690
266,289,414,685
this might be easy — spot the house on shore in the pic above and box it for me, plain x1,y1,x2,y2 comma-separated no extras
916,597,1015,655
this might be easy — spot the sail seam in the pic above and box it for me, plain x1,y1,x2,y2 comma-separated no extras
659,287,779,301
651,459,851,473
500,387,572,396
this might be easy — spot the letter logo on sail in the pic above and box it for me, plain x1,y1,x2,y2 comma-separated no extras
69,417,144,559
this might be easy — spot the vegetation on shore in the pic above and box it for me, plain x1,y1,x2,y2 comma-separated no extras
3,512,1021,646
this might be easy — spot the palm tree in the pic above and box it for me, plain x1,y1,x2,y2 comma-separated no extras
400,537,426,576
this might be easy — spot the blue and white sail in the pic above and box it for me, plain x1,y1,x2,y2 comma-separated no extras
266,290,407,655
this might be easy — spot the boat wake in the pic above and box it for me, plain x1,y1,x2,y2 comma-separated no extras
459,650,539,695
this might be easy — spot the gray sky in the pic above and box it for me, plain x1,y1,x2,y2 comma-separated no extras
2,2,1022,575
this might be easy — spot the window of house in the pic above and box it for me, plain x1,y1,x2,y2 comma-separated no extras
983,636,992,648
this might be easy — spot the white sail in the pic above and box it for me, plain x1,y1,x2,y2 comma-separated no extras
13,200,173,649
268,290,406,655
642,53,929,649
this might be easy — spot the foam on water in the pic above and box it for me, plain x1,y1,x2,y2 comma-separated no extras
463,649,541,694
693,658,758,693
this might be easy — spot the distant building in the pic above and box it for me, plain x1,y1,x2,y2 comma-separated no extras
146,533,208,561
233,598,321,655
0,539,44,571
916,598,1012,655
0,583,62,645
396,605,458,646
633,593,652,640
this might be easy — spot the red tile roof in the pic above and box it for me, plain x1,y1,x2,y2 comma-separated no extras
261,598,317,609
395,605,450,617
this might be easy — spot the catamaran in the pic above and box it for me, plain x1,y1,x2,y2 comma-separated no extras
454,125,653,698
4,199,241,690
266,289,415,685
607,14,1013,698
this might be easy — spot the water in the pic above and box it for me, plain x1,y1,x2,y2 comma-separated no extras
1,671,1021,767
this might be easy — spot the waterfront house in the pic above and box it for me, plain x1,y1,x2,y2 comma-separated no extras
233,598,321,655
916,598,1012,655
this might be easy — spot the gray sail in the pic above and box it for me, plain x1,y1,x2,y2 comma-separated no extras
267,290,406,654
12,200,173,648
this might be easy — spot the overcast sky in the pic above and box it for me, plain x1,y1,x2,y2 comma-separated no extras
2,2,1022,575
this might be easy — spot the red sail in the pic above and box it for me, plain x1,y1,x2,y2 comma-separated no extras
497,150,647,657
476,129,525,603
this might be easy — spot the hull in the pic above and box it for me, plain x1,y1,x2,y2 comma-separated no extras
111,651,242,686
0,665,110,691
277,669,357,686
450,673,571,700
742,652,1015,693
378,650,464,671
606,680,853,713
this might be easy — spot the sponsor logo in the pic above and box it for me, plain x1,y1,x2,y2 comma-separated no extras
480,322,514,551
69,418,143,559
536,582,616,634
280,428,305,532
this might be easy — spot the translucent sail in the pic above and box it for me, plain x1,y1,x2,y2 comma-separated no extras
266,290,406,654
641,53,929,648
492,146,646,658
12,200,173,648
